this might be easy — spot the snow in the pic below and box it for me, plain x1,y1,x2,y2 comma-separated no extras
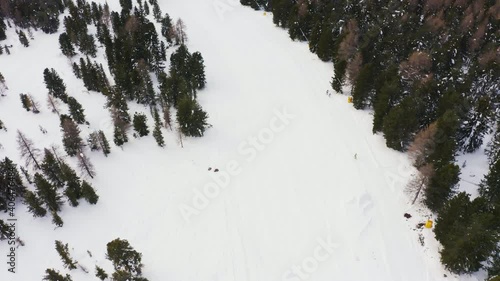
0,0,488,281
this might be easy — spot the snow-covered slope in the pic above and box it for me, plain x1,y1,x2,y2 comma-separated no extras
0,0,486,280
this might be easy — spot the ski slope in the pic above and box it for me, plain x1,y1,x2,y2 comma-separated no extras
0,0,486,280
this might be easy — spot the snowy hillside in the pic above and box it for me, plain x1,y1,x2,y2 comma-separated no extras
0,0,490,281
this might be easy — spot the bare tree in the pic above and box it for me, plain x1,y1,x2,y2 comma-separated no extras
101,2,111,27
177,127,184,148
175,18,188,45
408,122,438,168
77,152,95,179
47,94,61,115
17,130,41,170
407,163,434,204
163,105,172,130
338,19,359,61
27,94,40,113
399,51,432,83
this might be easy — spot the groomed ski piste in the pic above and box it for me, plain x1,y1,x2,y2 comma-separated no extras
0,0,490,280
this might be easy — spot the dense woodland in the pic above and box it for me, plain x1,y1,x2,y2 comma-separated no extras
0,0,208,279
240,0,499,279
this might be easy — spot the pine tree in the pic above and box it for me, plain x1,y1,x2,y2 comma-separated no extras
20,93,31,111
51,211,64,227
153,109,165,147
382,97,418,151
133,113,149,137
55,240,77,270
59,33,76,57
435,193,498,274
351,63,374,109
424,163,460,212
61,117,84,157
106,238,143,275
64,173,82,207
34,173,64,212
43,269,72,281
479,157,500,206
95,266,108,280
160,14,174,44
331,59,347,94
41,149,65,188
190,52,206,91
88,131,100,151
152,2,162,22
0,157,26,211
98,130,111,157
43,68,69,103
18,30,29,47
81,181,98,204
176,97,209,137
23,190,47,217
79,33,97,58
67,97,87,124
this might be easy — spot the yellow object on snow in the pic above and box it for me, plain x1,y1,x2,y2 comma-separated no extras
425,220,433,229
347,96,353,103
264,12,267,16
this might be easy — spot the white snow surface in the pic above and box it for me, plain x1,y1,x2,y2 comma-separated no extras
0,0,488,281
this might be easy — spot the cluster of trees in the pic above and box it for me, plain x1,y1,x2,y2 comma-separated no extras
0,0,64,34
240,0,499,277
14,130,99,227
55,0,209,148
43,238,149,281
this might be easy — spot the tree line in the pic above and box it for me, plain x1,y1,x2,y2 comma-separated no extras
240,0,499,278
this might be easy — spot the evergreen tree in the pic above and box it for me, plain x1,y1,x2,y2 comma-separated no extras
51,211,64,227
95,266,108,280
43,68,69,103
34,173,64,212
43,269,72,281
55,240,77,270
20,93,31,111
106,238,143,275
0,157,26,211
435,193,498,274
67,97,87,124
61,116,84,157
152,109,164,147
133,113,149,137
190,52,206,91
479,157,500,206
41,149,65,188
64,175,82,207
98,130,111,157
23,190,47,217
18,30,29,47
424,163,460,212
79,34,97,58
331,59,347,94
59,33,75,57
0,18,6,41
152,2,162,22
160,14,174,44
351,63,374,109
382,97,418,151
176,97,209,137
81,181,98,204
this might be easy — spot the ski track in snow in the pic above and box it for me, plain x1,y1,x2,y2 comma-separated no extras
0,0,487,280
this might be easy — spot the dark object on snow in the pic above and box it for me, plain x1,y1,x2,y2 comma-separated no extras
208,167,212,171
404,213,412,219
214,168,219,172
416,222,425,229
